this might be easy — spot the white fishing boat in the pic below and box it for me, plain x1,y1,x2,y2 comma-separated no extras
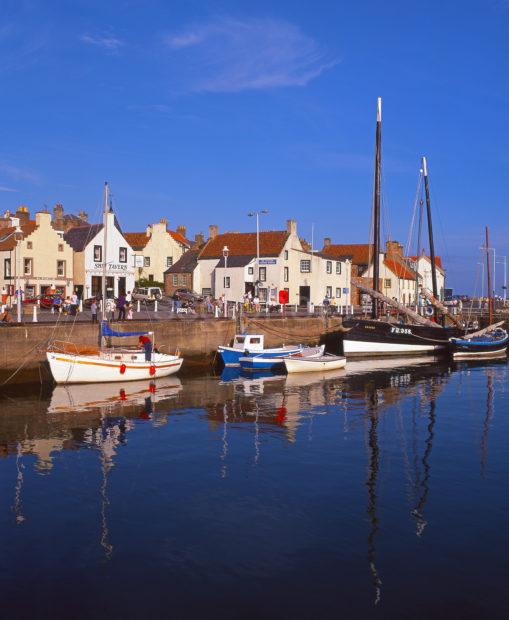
284,353,346,374
46,182,183,385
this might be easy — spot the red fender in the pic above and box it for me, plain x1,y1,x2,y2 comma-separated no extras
119,389,126,401
149,382,156,393
120,364,127,375
149,365,156,376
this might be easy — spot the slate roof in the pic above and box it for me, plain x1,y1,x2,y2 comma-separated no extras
63,218,124,252
0,221,37,251
200,231,289,259
321,243,374,265
215,255,255,268
165,249,200,274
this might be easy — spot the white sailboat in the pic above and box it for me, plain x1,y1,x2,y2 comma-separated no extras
46,182,183,384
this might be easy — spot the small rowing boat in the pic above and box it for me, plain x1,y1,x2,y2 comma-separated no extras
284,353,346,374
449,326,508,359
240,345,325,372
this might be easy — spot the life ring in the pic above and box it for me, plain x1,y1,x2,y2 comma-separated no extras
425,306,434,316
149,365,156,376
120,363,127,374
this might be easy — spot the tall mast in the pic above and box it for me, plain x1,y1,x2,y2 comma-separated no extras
101,182,109,320
486,225,493,324
372,97,382,319
422,157,438,300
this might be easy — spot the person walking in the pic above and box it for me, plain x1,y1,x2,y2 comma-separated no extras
70,291,78,316
117,292,126,321
138,334,153,361
91,299,98,323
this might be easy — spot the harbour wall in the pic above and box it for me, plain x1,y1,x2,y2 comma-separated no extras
0,315,343,386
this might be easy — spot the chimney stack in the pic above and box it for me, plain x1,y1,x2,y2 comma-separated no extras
386,240,403,256
146,224,153,237
286,219,297,236
193,232,204,248
78,210,88,223
209,224,219,239
53,203,64,230
16,206,30,226
323,237,331,248
177,224,187,238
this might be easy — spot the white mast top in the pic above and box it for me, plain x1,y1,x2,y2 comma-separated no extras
377,97,382,123
101,182,109,314
422,156,428,177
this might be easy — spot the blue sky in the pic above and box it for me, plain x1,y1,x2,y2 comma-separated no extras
1,0,508,293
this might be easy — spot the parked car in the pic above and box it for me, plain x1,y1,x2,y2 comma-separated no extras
173,288,203,302
132,287,163,302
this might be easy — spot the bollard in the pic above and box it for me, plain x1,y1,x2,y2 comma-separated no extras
295,303,298,313
232,304,236,319
154,300,158,313
280,304,284,313
33,304,38,323
137,300,140,313
215,306,220,318
79,299,83,312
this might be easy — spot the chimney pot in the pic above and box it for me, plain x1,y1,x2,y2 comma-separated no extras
324,237,331,247
209,224,219,239
286,219,297,236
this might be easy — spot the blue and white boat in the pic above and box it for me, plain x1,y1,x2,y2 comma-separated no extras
449,326,508,359
240,345,325,372
218,334,302,367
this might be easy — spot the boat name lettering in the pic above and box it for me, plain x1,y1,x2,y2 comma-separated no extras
390,327,412,335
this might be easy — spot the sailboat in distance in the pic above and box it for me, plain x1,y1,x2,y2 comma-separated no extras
342,99,464,356
46,182,183,384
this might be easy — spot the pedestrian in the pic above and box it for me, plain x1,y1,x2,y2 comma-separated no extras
126,303,133,320
70,291,78,316
126,290,132,304
106,297,116,322
117,292,126,321
253,295,260,313
91,299,98,323
138,334,153,361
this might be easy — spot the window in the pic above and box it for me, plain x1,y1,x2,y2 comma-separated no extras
94,245,102,262
326,261,332,274
326,286,333,298
384,278,391,288
4,258,11,278
259,267,266,282
56,260,66,277
202,288,212,297
144,256,151,267
172,275,178,286
336,262,341,274
148,274,154,282
58,244,64,252
284,250,289,260
336,287,342,298
119,247,127,263
284,267,289,282
166,256,173,268
24,258,33,276
300,260,311,273
248,266,254,275
224,276,230,288
182,275,187,286
27,241,33,250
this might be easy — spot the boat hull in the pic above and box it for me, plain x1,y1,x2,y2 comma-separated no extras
284,356,346,374
342,319,462,357
218,345,301,367
46,351,183,384
450,333,509,359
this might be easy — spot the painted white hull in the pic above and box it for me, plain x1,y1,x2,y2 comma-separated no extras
46,350,183,384
343,338,443,356
453,348,507,359
284,356,346,374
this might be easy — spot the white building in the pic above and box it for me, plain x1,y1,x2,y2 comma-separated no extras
408,253,445,300
194,220,351,307
64,210,136,299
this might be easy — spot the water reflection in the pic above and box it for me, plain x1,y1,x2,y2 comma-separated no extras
1,356,508,616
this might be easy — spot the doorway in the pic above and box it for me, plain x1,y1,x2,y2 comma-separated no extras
299,286,310,305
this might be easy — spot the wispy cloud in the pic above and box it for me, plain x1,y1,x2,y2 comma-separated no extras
0,185,18,193
81,32,124,52
0,162,40,184
164,17,338,93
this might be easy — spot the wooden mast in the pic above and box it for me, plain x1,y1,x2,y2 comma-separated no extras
422,157,438,300
101,182,109,323
486,225,493,324
372,97,382,319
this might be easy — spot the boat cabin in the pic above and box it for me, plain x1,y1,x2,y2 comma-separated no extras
232,334,265,352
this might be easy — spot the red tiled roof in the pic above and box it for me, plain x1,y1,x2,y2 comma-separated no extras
408,255,444,271
321,243,374,265
199,231,289,259
0,221,37,251
384,257,416,280
124,232,149,250
169,230,190,247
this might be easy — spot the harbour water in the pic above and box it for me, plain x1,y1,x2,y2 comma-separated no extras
1,358,508,618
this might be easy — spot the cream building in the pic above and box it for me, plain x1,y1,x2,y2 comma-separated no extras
125,219,190,284
0,208,74,301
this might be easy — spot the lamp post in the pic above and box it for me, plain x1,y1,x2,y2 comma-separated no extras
1,224,23,322
223,245,229,317
247,210,268,296
496,256,507,303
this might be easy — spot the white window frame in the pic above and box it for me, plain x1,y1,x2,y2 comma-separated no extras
119,247,127,263
336,287,341,298
326,286,333,298
24,258,33,276
4,258,11,278
284,266,289,282
172,275,178,286
259,267,266,282
182,275,187,286
56,260,66,277
224,276,230,288
166,256,173,268
284,250,289,260
326,261,332,274
336,262,341,274
300,260,311,273
94,245,102,262
144,256,151,267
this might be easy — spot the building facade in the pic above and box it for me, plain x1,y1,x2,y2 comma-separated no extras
64,211,135,299
0,209,74,301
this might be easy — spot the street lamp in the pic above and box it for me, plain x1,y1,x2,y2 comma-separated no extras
247,210,268,296
496,256,507,303
0,224,24,322
222,245,229,317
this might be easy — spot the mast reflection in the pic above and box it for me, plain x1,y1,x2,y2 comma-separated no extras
480,369,494,477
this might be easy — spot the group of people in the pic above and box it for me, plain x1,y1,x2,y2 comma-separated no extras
94,291,134,323
50,292,80,315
